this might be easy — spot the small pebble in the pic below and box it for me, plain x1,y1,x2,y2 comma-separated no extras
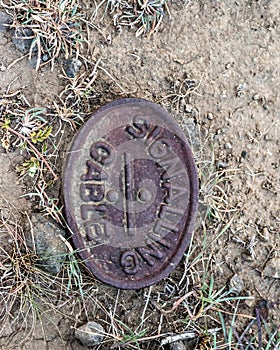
64,58,82,78
236,83,247,97
207,112,214,120
259,226,269,241
185,104,193,113
42,54,49,62
225,62,231,69
241,252,254,262
216,128,222,135
245,298,255,308
255,218,261,225
24,213,68,275
241,150,247,158
230,274,244,294
217,161,228,169
29,55,40,69
28,53,49,69
263,258,280,279
172,340,186,350
224,142,232,150
0,11,12,33
263,104,269,110
12,27,37,54
252,94,260,101
237,82,247,92
221,91,228,99
261,181,273,191
75,321,105,348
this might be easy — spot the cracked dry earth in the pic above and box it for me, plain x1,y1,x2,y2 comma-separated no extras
0,1,280,349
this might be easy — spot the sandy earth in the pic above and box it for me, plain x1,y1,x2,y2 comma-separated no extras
0,0,279,349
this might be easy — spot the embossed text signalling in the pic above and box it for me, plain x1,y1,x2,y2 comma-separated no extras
78,115,189,276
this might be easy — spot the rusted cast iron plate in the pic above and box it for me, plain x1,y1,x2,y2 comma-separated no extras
63,98,198,289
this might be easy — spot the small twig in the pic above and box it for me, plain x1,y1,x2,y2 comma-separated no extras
25,212,36,254
6,54,29,71
140,286,152,326
98,64,129,95
1,123,58,180
161,328,221,346
164,291,194,314
212,307,255,320
111,332,167,345
86,62,100,88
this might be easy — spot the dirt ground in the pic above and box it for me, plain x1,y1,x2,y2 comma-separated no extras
0,0,279,349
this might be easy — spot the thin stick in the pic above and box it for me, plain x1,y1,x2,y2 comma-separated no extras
1,124,58,180
98,65,129,94
164,291,194,314
141,286,152,326
161,328,221,345
6,54,29,70
212,307,255,320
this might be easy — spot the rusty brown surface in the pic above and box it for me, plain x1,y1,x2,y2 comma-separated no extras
63,98,198,289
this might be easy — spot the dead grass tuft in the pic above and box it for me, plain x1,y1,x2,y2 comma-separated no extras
92,0,170,37
1,0,86,70
0,214,58,342
0,210,100,345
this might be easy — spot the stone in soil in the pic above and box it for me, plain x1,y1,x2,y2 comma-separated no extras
29,53,50,69
172,340,186,350
25,213,68,275
181,117,200,151
263,258,280,279
64,58,82,78
185,103,193,113
229,274,244,295
0,11,12,33
12,27,37,54
74,321,105,347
